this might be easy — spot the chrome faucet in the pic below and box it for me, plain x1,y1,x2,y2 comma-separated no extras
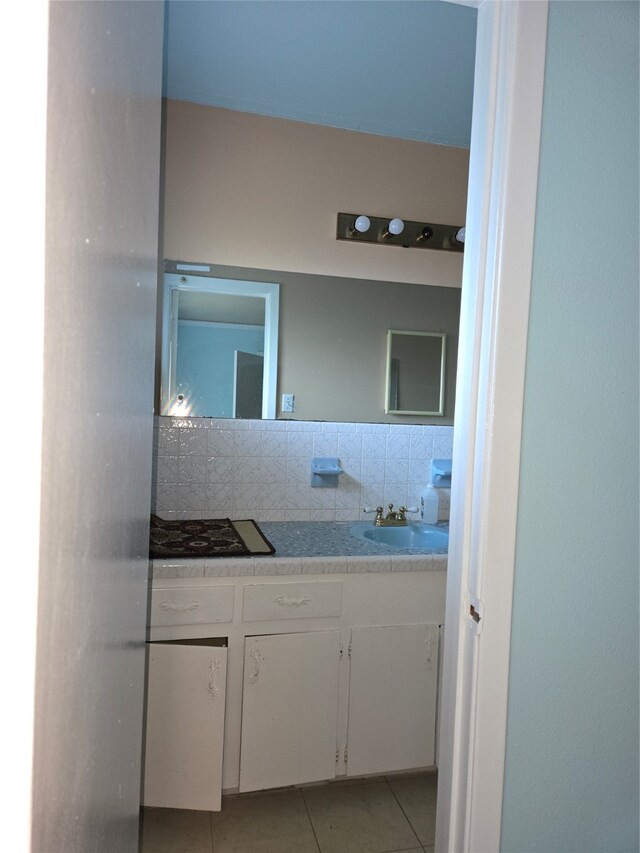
363,503,417,527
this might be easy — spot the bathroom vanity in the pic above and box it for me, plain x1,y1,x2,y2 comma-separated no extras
143,524,447,812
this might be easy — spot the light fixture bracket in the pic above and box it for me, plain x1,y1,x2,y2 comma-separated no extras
336,212,464,252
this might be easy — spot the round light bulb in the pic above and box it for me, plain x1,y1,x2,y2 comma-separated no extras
455,226,466,243
354,215,371,234
388,218,404,236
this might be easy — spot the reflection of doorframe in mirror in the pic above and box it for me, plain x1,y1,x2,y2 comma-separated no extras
385,330,446,416
161,271,279,419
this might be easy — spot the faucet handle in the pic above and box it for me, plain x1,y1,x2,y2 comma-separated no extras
363,506,384,522
398,506,419,520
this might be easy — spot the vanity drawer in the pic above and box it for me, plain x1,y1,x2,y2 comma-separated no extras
150,585,235,627
242,581,343,622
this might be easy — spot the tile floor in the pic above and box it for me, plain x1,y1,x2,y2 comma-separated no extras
140,771,437,853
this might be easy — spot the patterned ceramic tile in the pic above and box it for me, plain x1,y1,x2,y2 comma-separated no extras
234,431,263,457
309,509,336,522
309,488,337,510
285,484,311,510
152,483,177,513
362,434,387,457
158,427,180,456
259,483,287,510
390,554,433,572
432,554,448,572
179,429,207,456
177,483,208,512
260,456,286,484
233,483,260,508
302,556,348,574
348,556,392,573
207,456,234,484
432,433,454,458
234,457,262,484
385,459,410,483
357,422,389,434
410,434,434,460
313,433,339,456
152,559,205,579
156,455,178,485
178,456,208,484
338,433,363,457
207,429,236,456
262,431,289,457
335,487,360,510
383,483,409,508
254,557,303,576
287,431,313,457
206,483,234,509
152,416,453,524
286,457,308,484
386,434,411,459
259,510,287,522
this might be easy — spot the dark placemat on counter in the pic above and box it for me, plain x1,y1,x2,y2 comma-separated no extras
150,514,275,558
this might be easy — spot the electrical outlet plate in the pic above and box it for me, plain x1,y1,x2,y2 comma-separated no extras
281,393,294,413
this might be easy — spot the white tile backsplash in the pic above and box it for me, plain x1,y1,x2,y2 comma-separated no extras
151,417,453,523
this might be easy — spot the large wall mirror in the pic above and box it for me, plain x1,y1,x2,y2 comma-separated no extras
160,261,460,426
161,272,279,418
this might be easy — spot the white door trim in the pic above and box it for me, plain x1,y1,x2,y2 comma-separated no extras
1,0,48,849
437,2,549,851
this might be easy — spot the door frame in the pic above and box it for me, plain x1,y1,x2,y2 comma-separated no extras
437,2,549,850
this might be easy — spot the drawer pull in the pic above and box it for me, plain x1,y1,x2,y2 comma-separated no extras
274,594,312,608
159,599,202,614
208,658,222,701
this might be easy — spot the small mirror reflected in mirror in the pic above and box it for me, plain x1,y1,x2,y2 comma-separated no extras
385,330,446,416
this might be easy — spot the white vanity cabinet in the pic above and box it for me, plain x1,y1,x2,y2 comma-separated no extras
143,638,227,811
145,568,447,806
239,631,341,792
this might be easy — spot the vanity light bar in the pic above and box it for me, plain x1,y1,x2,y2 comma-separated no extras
336,213,464,252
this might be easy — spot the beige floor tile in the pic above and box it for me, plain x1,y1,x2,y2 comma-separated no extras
140,807,213,853
423,846,435,852
303,779,421,853
386,772,438,847
210,789,320,853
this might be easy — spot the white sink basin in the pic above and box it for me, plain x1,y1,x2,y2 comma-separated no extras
349,521,448,552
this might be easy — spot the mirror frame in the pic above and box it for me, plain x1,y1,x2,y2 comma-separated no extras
384,329,446,416
161,272,280,418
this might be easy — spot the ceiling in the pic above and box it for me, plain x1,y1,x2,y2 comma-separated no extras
163,1,477,149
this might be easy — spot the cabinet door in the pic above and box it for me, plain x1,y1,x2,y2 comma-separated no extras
143,640,227,811
239,631,341,792
346,624,439,777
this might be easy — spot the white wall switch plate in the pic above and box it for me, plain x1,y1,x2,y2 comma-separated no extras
281,393,295,413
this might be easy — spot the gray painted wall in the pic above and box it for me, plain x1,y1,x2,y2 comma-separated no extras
32,2,164,850
501,3,639,851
